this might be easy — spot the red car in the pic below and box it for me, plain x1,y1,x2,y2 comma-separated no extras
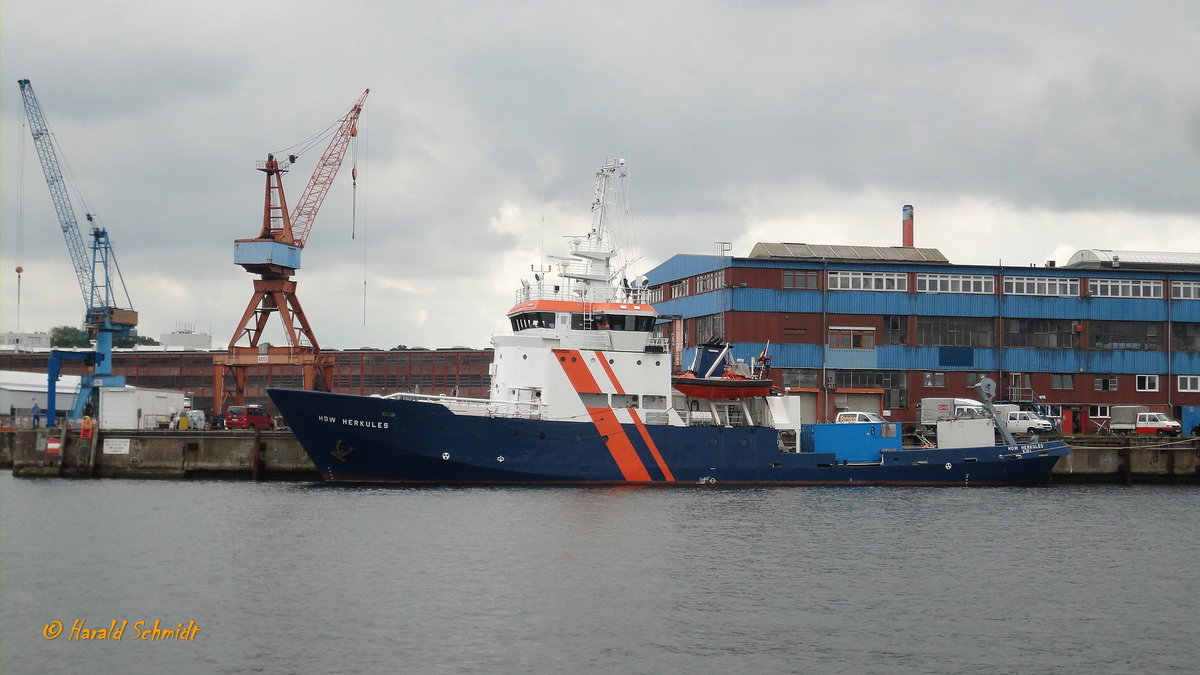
224,405,275,430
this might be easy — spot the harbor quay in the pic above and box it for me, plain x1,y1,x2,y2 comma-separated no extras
1,429,1196,484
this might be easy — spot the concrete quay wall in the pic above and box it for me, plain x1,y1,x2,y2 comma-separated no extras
1,430,1197,483
1,429,318,480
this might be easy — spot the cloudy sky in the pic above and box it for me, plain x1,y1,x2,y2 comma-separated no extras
3,1,1199,350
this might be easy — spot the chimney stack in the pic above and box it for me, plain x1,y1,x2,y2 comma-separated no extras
902,205,914,247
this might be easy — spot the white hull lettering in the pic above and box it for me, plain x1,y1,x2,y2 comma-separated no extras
316,414,388,429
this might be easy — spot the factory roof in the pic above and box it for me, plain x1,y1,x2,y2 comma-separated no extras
747,242,950,264
1065,249,1200,270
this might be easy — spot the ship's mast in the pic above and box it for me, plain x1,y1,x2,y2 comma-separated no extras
590,159,627,241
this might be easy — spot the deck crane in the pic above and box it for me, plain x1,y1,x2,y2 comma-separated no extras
17,79,138,427
213,89,369,412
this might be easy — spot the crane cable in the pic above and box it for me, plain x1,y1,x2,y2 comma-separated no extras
16,118,26,331
354,105,369,324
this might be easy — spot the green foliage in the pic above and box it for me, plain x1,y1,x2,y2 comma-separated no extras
49,325,90,348
113,335,160,348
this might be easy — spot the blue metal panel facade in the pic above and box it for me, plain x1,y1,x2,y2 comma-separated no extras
910,294,1000,318
656,292,727,317
825,347,877,369
998,296,1086,319
644,255,728,285
878,346,999,371
824,291,919,315
1080,298,1166,322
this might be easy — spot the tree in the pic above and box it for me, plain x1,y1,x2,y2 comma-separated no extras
49,325,90,348
113,335,160,348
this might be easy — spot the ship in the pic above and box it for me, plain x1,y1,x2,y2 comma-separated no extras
268,160,1070,486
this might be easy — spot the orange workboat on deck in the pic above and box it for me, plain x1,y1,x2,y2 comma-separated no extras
670,341,774,399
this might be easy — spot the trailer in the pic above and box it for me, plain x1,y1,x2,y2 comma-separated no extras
99,387,187,430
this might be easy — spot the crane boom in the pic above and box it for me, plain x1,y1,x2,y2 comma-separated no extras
217,88,369,411
18,78,136,426
290,88,369,248
18,79,93,308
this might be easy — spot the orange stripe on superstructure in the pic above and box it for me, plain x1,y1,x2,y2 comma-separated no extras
586,407,653,482
630,410,674,482
554,349,603,394
509,300,658,316
593,350,625,395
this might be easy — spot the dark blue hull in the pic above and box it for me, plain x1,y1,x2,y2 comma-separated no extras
267,388,1070,487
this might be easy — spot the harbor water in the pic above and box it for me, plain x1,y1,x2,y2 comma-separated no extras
2,473,1197,674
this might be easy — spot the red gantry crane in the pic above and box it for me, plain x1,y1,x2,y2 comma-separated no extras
214,90,368,413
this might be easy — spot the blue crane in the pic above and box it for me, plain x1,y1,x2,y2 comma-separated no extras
17,78,138,426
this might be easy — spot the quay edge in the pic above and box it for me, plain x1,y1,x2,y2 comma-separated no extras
0,430,1197,484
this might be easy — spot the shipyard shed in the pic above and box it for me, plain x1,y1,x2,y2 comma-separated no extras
1,370,79,421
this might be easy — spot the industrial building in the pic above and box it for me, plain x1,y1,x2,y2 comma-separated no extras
0,348,493,420
643,237,1200,434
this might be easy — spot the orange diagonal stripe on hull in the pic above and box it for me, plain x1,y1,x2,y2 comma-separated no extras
586,408,652,482
630,410,674,482
554,349,651,481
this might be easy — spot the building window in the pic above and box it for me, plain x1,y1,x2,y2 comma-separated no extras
1089,405,1111,419
1171,281,1200,299
695,271,725,294
1094,374,1119,391
1179,376,1200,392
1090,321,1162,350
669,280,689,299
645,286,664,303
883,315,907,345
1004,318,1079,349
1136,375,1159,392
829,327,875,349
694,314,724,342
826,369,908,408
1172,323,1200,352
827,271,907,292
1088,278,1162,299
923,372,945,387
1003,276,1080,297
916,273,995,294
965,372,987,387
915,316,994,347
782,270,819,289
1052,374,1074,389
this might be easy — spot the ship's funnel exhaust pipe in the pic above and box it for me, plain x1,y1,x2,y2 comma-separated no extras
902,204,914,247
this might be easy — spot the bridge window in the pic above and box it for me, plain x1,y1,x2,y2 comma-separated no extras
510,312,556,331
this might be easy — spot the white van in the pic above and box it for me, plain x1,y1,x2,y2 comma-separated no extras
1001,410,1054,435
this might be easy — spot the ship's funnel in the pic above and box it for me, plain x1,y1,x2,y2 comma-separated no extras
902,204,914,247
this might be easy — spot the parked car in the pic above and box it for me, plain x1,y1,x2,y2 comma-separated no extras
224,405,275,430
835,411,886,423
